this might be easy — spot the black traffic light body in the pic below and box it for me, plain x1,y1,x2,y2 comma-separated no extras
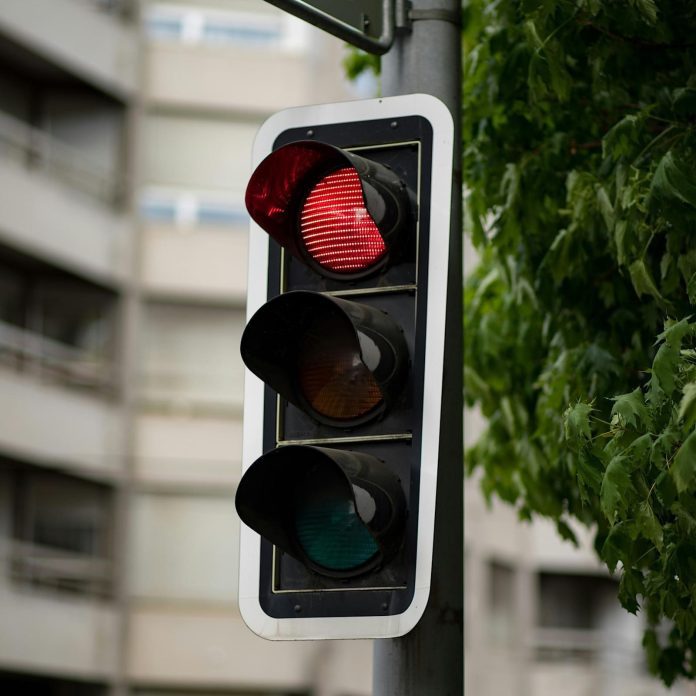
237,95,453,640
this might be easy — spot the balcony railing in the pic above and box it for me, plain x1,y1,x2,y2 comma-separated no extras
0,109,124,207
533,627,644,668
140,366,241,416
0,320,116,395
8,539,112,598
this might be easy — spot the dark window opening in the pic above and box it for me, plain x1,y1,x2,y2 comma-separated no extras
0,247,118,395
4,458,115,598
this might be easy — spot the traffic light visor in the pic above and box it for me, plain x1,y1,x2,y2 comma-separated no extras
235,446,407,578
245,141,411,278
240,291,408,427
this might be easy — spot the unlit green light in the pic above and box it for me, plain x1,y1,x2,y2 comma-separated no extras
295,496,378,571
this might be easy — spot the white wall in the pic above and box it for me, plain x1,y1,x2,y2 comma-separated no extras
0,367,124,479
0,156,131,284
0,0,137,99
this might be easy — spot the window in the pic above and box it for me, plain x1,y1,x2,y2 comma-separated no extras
139,196,177,224
8,461,114,597
139,189,248,228
139,302,245,414
487,560,517,647
0,261,24,326
0,251,117,393
141,116,258,191
202,21,281,46
197,200,248,227
145,5,289,50
536,571,619,662
130,493,238,602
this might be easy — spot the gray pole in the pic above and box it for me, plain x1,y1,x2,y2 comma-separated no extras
374,1,463,694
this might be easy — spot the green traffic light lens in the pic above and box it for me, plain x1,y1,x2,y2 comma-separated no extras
294,493,379,572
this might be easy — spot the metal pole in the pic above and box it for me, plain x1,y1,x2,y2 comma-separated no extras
374,1,463,694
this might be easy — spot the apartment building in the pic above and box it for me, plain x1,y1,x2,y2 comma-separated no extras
0,1,370,694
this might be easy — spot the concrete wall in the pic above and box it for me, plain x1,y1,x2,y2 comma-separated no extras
0,156,131,285
0,367,124,479
0,0,137,100
141,225,248,302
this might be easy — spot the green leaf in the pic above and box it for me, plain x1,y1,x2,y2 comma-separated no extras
656,470,678,508
564,401,593,443
650,340,680,401
614,219,628,266
637,500,663,551
633,0,658,24
673,88,696,118
629,259,664,302
687,272,696,306
577,449,605,501
601,455,633,520
603,115,640,160
601,522,632,573
619,567,645,614
649,151,696,210
673,502,696,536
652,427,680,468
657,316,693,346
596,186,615,232
464,365,491,404
678,383,696,431
611,388,651,429
672,430,696,493
627,432,653,460
556,519,578,546
643,628,661,675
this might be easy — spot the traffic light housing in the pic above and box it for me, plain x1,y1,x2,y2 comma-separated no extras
237,95,454,640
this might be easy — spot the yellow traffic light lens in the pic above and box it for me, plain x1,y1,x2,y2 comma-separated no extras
298,321,383,421
300,167,387,274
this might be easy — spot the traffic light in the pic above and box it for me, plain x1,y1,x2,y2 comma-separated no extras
237,95,454,640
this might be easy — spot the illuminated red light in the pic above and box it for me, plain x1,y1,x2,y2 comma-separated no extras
300,167,387,273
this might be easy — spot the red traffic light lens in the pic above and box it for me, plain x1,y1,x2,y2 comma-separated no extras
245,141,412,280
297,315,383,421
300,167,386,274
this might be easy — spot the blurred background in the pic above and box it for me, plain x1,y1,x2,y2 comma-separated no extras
0,1,692,695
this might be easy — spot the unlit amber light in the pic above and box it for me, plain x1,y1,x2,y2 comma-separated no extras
298,328,383,421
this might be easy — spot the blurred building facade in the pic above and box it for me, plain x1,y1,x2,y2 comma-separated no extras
0,2,694,696
0,1,370,694
463,246,696,696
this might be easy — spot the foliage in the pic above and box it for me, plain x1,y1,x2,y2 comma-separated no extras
343,47,380,81
463,0,696,684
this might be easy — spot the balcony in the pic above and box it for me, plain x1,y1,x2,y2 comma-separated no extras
0,0,138,100
127,606,317,689
0,462,118,678
144,4,355,113
9,540,112,597
0,110,131,283
140,188,248,302
0,321,116,395
135,413,242,487
0,321,123,477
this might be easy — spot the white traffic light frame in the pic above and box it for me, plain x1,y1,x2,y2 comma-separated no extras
239,94,454,640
